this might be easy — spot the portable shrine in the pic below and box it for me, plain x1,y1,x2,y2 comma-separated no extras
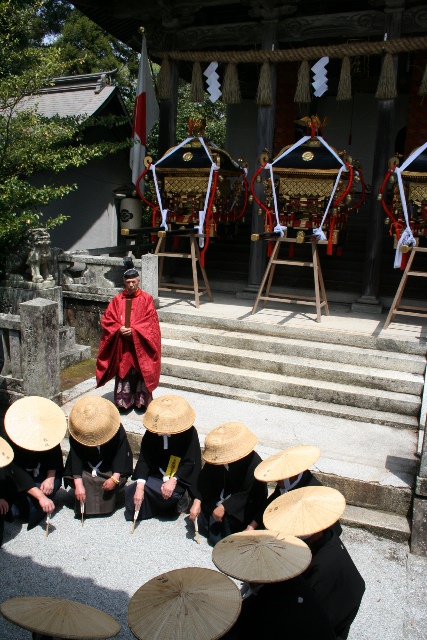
249,116,365,322
134,120,248,307
380,142,427,328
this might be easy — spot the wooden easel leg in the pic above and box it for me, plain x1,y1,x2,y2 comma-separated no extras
252,240,280,315
263,243,280,309
383,249,416,329
190,236,200,308
154,236,165,289
314,241,330,316
194,241,214,302
311,240,322,323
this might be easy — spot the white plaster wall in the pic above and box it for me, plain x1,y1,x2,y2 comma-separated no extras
38,150,131,251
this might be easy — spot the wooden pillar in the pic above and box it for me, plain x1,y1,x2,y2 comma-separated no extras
247,21,278,290
353,2,404,313
158,58,179,158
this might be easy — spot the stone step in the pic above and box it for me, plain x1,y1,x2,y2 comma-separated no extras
162,337,423,395
157,310,427,356
340,505,410,542
59,344,92,370
159,374,419,429
161,357,421,417
161,323,426,375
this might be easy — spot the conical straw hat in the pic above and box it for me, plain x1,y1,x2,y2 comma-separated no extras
68,396,120,446
254,445,321,482
128,567,241,640
0,436,14,468
142,395,196,435
4,397,67,451
263,486,346,537
203,422,258,465
0,597,120,639
212,530,312,583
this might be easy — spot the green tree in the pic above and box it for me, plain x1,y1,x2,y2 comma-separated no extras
0,0,129,273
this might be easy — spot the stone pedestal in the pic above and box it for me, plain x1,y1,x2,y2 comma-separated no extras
0,285,63,324
20,298,60,403
351,295,383,315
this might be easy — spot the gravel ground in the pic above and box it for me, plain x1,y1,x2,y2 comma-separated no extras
1,487,426,640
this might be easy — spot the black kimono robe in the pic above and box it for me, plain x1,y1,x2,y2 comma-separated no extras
64,425,133,516
222,576,336,640
3,438,64,530
0,462,34,546
125,427,201,521
197,451,267,543
303,529,365,639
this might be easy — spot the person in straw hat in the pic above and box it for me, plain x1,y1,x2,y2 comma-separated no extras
189,422,266,544
263,485,365,639
125,394,201,522
63,395,133,517
0,437,55,547
127,567,242,640
96,260,161,411
212,530,336,639
247,445,341,536
3,397,67,530
0,595,120,639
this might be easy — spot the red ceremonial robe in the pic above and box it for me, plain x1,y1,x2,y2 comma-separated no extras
96,289,161,392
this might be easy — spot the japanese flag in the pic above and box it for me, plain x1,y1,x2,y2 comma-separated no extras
130,35,159,187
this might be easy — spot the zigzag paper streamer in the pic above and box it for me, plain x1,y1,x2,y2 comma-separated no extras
204,61,222,103
311,57,329,97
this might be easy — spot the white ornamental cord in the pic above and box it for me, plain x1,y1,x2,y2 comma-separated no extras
391,143,427,267
151,136,219,245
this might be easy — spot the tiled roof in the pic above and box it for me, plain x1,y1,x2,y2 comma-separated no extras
18,72,126,119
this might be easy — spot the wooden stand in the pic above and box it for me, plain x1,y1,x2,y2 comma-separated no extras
252,237,330,323
383,247,427,329
154,233,213,308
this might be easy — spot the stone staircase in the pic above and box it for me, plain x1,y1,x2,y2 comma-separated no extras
157,309,426,541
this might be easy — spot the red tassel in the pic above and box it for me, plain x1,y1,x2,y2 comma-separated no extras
288,243,295,258
200,253,205,268
173,237,179,250
267,241,273,257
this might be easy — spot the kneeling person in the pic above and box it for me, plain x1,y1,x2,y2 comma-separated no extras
64,396,133,517
190,422,267,544
125,395,201,521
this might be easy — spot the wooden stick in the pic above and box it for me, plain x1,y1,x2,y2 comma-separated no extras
81,501,85,527
124,299,132,328
131,510,139,534
194,517,201,544
45,514,50,538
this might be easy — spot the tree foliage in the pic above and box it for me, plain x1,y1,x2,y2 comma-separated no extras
0,0,129,270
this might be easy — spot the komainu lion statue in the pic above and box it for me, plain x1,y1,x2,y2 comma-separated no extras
5,228,54,284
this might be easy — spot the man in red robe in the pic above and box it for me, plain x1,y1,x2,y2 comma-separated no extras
96,265,161,411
